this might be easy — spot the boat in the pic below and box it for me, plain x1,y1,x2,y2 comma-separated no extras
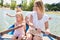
0,24,56,40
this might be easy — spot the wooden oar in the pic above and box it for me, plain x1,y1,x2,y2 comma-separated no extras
41,31,60,40
0,25,23,35
30,29,60,40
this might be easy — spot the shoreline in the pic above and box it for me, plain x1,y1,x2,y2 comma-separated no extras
46,11,60,15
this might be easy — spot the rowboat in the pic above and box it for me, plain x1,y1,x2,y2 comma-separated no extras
0,24,58,40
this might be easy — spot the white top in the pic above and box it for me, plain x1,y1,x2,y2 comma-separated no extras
32,11,49,31
26,11,49,37
27,11,49,37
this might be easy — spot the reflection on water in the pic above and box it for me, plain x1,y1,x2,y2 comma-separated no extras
0,8,60,36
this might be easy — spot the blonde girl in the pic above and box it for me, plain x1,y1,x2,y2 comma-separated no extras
12,13,26,40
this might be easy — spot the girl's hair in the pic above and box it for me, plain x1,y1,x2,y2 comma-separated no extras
35,1,45,13
16,13,23,21
20,14,23,21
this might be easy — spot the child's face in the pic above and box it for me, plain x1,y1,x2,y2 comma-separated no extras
16,14,23,22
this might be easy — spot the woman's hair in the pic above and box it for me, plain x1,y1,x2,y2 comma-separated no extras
35,1,45,13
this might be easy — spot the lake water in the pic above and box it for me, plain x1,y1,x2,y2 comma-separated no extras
0,8,60,36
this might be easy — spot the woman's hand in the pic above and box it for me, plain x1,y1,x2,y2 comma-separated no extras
37,28,41,33
45,29,50,35
6,13,9,15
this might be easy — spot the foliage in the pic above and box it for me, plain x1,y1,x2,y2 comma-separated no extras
27,0,34,11
10,1,16,10
21,0,34,11
21,1,28,11
45,2,60,11
0,0,3,7
3,3,10,7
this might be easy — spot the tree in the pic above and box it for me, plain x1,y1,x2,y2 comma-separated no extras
45,2,60,11
56,2,60,11
0,0,3,7
21,0,34,11
10,0,16,10
22,2,28,11
51,6,59,11
45,4,52,11
27,0,34,11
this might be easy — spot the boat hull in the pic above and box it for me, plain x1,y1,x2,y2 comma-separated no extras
1,34,55,40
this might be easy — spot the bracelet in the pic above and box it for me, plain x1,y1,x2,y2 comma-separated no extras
35,28,37,30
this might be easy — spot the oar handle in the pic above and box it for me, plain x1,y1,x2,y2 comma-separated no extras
0,25,23,35
41,31,60,40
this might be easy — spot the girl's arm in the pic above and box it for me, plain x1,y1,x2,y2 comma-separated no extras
25,15,33,27
22,22,26,31
49,17,52,20
6,13,15,17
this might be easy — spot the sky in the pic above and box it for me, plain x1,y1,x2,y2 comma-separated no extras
42,0,60,4
2,0,60,4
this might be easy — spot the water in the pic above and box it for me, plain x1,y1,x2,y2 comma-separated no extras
0,8,60,36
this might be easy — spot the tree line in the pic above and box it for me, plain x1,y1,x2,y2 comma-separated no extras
45,2,60,11
0,0,60,11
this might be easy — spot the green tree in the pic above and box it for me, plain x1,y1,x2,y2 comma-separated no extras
45,4,52,11
27,0,34,11
0,0,3,7
21,0,34,11
45,3,60,11
10,0,16,10
21,0,28,11
56,2,60,11
51,6,59,11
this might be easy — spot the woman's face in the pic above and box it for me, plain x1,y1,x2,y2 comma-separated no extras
33,3,39,11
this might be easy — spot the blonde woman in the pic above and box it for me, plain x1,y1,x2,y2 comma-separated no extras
26,0,50,40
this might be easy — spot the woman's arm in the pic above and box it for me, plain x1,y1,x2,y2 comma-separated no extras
6,13,15,17
25,16,33,26
25,15,35,29
45,21,50,34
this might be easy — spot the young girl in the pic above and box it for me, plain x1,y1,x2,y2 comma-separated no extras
12,13,26,40
6,6,26,40
26,0,50,40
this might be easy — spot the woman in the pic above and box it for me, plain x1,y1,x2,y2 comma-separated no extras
25,0,50,40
